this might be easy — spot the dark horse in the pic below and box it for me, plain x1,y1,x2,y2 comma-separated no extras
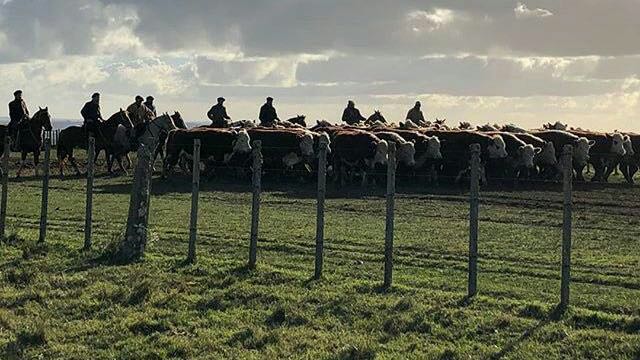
286,115,307,127
15,108,53,177
57,109,133,177
365,110,386,126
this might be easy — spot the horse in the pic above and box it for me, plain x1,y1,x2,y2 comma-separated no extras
365,110,386,126
15,108,53,177
57,109,133,177
286,115,307,127
137,113,178,162
153,111,186,164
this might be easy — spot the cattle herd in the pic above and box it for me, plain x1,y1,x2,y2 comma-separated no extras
160,119,638,187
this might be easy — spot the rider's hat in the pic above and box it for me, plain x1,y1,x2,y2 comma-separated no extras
92,92,100,98
13,90,22,96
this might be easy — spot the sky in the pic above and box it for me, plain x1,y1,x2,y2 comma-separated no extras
1,0,639,131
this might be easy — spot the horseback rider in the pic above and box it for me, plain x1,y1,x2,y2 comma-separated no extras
406,101,425,124
81,93,104,138
126,95,149,126
259,97,279,127
341,100,366,125
143,96,157,117
207,97,231,128
8,90,29,151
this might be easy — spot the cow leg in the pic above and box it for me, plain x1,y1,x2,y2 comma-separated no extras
116,155,128,176
361,169,368,188
628,164,639,183
106,151,115,174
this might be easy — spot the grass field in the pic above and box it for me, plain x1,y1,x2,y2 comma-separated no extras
0,158,639,359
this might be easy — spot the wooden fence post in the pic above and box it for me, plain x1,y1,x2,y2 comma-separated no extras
468,143,481,297
0,137,9,239
187,139,201,263
248,141,262,269
314,137,329,279
119,144,153,262
38,132,51,243
560,145,573,310
383,142,397,289
84,137,95,250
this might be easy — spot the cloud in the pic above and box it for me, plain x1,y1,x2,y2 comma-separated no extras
407,8,457,32
514,2,554,19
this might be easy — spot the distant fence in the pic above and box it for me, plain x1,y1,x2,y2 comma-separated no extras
1,134,576,311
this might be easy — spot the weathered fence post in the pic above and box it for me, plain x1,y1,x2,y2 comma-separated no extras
560,145,573,310
83,137,95,250
187,139,201,263
38,131,51,243
468,143,481,297
314,136,329,279
383,142,397,289
0,137,9,239
119,144,154,262
248,141,262,269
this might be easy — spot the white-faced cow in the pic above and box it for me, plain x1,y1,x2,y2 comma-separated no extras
567,130,627,182
332,130,388,187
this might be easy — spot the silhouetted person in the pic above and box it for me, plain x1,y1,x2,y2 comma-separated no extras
406,101,425,124
8,90,29,150
207,97,231,128
126,95,148,126
341,100,366,125
81,93,103,136
259,97,279,127
144,96,156,117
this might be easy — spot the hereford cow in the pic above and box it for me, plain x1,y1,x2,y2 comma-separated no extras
512,133,557,178
372,131,416,168
530,130,594,181
485,132,542,179
421,130,507,183
619,133,640,184
163,128,252,178
567,130,627,182
246,128,316,175
332,130,388,187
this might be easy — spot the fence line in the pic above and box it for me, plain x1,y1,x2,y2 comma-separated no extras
314,137,329,279
0,137,9,239
187,139,201,264
560,145,574,310
84,137,95,250
468,144,481,297
383,142,397,289
248,140,263,269
38,131,51,243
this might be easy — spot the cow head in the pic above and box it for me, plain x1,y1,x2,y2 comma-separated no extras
233,129,252,154
609,132,627,156
518,144,540,169
573,137,594,166
487,135,508,159
623,135,635,157
299,133,315,157
373,140,389,167
396,141,416,167
536,141,557,165
425,136,442,159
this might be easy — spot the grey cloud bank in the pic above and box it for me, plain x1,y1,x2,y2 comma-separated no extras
0,0,639,131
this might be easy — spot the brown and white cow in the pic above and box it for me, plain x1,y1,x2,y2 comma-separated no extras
619,133,640,184
246,127,317,175
485,131,542,179
567,130,627,182
372,131,416,168
163,128,252,178
332,130,388,187
512,132,557,178
530,130,594,181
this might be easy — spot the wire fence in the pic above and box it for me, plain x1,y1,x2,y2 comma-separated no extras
0,133,586,314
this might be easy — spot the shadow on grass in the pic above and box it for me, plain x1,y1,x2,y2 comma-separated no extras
489,303,567,360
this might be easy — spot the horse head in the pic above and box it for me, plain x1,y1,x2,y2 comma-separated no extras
171,111,187,129
34,107,53,131
118,108,134,129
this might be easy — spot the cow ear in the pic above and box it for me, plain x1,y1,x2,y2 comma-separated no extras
410,138,416,144
588,140,596,147
534,147,542,154
519,145,525,152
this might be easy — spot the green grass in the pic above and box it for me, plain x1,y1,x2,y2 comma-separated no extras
0,159,639,359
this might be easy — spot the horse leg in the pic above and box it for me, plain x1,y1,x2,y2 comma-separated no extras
34,151,40,177
16,151,27,178
106,151,114,174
